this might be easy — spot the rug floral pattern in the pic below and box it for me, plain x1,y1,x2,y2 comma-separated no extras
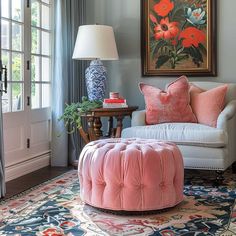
0,170,236,235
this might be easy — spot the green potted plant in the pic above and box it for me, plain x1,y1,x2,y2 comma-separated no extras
59,96,102,134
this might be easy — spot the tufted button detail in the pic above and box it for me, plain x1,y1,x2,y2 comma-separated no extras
159,181,165,188
87,180,92,189
79,138,184,211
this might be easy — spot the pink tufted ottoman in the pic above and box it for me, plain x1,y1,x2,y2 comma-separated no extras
78,138,184,212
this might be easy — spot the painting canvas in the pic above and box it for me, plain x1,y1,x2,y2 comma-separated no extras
141,0,216,76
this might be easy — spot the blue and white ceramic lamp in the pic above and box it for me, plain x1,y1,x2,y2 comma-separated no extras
85,59,107,101
72,25,119,101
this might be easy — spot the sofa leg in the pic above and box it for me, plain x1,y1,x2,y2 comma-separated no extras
232,162,236,174
214,170,224,186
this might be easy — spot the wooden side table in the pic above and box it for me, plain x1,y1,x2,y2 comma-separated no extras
78,106,138,144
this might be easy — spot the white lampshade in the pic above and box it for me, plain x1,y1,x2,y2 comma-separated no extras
72,25,119,60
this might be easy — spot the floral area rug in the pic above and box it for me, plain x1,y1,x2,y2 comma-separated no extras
0,170,236,236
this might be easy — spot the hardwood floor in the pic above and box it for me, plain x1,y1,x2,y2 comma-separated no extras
2,166,73,200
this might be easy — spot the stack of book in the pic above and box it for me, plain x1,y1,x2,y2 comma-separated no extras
103,98,128,108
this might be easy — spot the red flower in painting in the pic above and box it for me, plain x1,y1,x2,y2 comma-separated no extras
179,27,206,48
154,17,179,40
171,39,177,46
150,14,158,24
154,0,174,17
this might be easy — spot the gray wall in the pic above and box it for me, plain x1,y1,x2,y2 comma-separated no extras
86,0,236,113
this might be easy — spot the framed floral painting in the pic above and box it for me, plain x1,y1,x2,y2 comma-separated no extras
141,0,216,76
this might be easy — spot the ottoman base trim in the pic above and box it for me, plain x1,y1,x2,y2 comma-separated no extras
82,197,184,213
84,199,184,215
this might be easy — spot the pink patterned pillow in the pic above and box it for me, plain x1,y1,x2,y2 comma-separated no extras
139,76,197,125
190,84,228,127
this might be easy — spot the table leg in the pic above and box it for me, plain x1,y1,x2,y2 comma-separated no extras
115,116,124,138
105,116,113,137
94,117,103,138
78,127,90,144
87,117,97,141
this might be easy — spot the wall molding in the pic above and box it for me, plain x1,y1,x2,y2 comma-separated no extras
5,152,51,182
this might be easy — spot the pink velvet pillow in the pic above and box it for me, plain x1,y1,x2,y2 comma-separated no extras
190,84,228,127
139,76,197,125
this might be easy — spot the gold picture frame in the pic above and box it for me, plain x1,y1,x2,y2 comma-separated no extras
141,0,216,76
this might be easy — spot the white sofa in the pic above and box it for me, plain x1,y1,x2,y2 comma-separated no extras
122,82,236,174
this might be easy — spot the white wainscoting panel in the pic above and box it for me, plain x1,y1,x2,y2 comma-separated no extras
5,152,51,182
4,126,24,152
31,121,49,145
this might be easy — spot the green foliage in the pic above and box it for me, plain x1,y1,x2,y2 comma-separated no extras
156,55,170,68
151,39,168,60
78,96,103,113
198,43,207,55
183,46,203,67
58,96,103,134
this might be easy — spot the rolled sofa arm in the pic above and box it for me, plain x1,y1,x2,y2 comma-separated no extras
131,110,146,126
217,100,236,129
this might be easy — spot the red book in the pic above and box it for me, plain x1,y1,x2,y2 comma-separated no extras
103,98,126,103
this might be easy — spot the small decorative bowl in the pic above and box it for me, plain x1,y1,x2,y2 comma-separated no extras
109,92,119,99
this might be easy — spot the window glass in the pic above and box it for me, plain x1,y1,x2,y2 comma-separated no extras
12,83,23,111
42,0,50,4
42,84,50,107
31,83,40,109
12,53,23,81
12,0,23,22
31,1,40,27
1,51,10,79
2,88,10,113
41,31,50,55
41,5,50,30
31,55,40,81
12,23,22,51
1,20,10,49
0,0,52,113
1,0,10,19
42,57,50,82
31,28,40,54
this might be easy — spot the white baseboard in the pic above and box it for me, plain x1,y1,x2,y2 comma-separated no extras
5,152,51,182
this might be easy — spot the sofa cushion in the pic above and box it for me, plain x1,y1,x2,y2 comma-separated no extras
190,84,228,127
139,76,197,125
121,123,227,148
190,81,236,104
